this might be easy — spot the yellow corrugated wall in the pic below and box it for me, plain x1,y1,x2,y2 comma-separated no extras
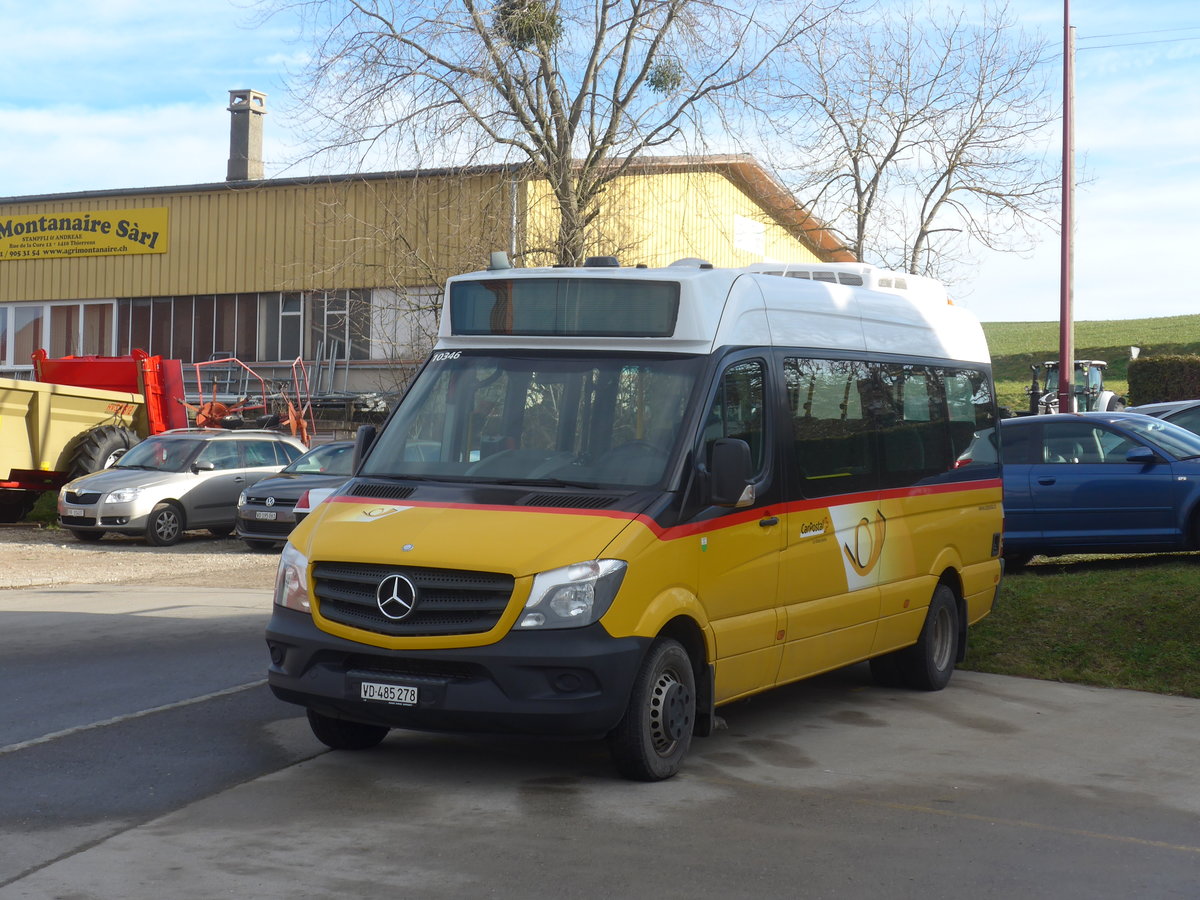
521,170,823,268
0,172,513,301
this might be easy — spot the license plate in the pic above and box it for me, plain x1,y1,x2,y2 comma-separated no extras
65,507,84,517
360,682,418,705
255,510,278,520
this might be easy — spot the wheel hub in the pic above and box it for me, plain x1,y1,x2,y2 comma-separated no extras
648,671,693,753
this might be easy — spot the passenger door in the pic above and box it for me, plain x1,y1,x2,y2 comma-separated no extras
1028,420,1182,550
696,358,785,702
182,439,245,527
777,357,881,682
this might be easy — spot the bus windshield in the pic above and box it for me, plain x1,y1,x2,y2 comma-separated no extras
361,353,704,488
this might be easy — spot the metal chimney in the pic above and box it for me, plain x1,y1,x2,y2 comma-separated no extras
227,89,267,181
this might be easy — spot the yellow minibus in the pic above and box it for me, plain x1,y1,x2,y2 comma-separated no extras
266,257,1003,780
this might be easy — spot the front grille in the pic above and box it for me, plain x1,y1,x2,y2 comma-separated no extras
63,491,102,505
313,561,514,637
242,519,294,536
246,494,299,506
60,515,97,526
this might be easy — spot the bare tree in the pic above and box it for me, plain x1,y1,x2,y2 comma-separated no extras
773,1,1058,282
265,0,844,265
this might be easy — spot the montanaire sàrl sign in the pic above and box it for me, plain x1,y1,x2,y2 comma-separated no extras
0,208,169,261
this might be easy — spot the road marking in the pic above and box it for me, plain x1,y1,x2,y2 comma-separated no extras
0,679,268,757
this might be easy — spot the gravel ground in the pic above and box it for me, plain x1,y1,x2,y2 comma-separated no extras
0,524,280,590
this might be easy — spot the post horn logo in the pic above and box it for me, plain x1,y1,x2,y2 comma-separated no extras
843,510,887,576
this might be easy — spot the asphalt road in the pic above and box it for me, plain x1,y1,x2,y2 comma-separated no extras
2,584,1198,899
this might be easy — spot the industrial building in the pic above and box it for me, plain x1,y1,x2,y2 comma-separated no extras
0,90,851,397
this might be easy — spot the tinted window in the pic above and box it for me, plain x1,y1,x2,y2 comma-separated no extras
785,357,875,498
241,440,282,468
196,440,240,470
704,360,767,475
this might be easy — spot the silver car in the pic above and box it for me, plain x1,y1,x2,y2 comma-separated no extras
58,429,307,545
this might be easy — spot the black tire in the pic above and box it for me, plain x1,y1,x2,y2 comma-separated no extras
0,490,36,523
608,638,696,781
69,425,140,476
208,525,235,538
145,502,184,546
868,652,905,687
306,709,389,751
1003,553,1032,571
896,584,960,691
243,538,280,552
69,529,105,543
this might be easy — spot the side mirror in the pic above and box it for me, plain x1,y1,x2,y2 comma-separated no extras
1126,446,1157,464
353,424,377,473
191,461,216,473
709,438,755,507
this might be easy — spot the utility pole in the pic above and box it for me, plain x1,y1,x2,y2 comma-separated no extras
1058,4,1075,412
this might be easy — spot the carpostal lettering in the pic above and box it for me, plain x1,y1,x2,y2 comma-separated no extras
0,215,160,249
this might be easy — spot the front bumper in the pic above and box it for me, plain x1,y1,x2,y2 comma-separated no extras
236,503,298,543
57,497,152,533
265,607,649,739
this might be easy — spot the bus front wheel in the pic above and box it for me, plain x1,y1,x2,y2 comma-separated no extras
608,638,696,781
306,709,389,751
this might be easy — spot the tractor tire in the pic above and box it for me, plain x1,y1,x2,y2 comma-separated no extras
0,490,37,523
69,425,141,477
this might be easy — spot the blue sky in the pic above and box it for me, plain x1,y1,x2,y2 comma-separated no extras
2,0,1198,324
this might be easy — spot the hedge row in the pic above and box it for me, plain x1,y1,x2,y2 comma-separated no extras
1127,355,1200,405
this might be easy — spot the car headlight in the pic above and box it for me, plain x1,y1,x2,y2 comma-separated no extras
273,542,311,613
237,489,248,509
106,487,142,503
516,559,626,630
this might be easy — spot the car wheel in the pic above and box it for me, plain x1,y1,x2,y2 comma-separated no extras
896,584,960,691
306,709,389,751
145,502,184,546
242,539,279,552
69,529,105,543
607,638,696,781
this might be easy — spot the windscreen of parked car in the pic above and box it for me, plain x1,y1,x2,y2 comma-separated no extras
361,352,704,488
1119,416,1200,459
115,437,205,472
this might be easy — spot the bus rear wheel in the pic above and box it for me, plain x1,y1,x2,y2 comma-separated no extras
896,584,960,691
608,638,695,781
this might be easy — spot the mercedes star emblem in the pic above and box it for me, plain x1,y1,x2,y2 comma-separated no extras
376,573,418,621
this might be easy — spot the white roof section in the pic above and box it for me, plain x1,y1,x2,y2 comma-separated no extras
436,260,991,365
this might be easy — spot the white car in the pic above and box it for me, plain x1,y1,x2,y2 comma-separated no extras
58,429,307,545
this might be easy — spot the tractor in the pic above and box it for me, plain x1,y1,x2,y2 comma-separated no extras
1026,359,1125,415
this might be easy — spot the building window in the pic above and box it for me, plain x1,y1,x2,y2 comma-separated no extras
115,290,374,364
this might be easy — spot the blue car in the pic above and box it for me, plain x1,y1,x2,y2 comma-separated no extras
1000,412,1200,564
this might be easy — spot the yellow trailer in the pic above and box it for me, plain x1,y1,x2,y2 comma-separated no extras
0,376,146,522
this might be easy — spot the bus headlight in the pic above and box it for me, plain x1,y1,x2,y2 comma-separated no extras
274,542,311,613
517,560,626,630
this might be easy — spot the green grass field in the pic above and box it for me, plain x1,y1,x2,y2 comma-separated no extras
963,553,1200,698
982,314,1200,412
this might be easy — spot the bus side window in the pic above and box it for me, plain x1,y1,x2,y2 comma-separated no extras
704,360,766,474
785,358,876,498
